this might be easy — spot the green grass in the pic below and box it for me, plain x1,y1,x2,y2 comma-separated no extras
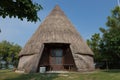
0,69,120,80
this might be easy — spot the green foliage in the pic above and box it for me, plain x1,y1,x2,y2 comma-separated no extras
87,6,120,69
0,40,21,68
99,28,120,61
87,33,103,61
0,0,43,22
99,6,120,61
106,6,120,28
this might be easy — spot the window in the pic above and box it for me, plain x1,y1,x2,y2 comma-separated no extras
51,49,63,57
51,49,63,64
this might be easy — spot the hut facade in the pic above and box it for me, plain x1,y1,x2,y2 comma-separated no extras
17,5,94,73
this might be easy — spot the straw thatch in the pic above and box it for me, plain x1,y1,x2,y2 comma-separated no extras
17,5,94,73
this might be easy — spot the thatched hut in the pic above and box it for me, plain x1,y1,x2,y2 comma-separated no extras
17,5,94,73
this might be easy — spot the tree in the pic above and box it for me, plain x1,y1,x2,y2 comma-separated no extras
87,6,120,69
87,33,102,62
0,40,21,68
0,0,43,22
99,6,120,62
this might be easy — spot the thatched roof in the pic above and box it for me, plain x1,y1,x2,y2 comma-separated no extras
19,5,93,57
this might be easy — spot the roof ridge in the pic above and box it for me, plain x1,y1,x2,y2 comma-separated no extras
49,5,65,16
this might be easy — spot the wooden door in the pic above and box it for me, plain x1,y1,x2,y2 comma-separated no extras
50,49,64,71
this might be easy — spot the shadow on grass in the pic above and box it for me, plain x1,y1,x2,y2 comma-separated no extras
102,69,120,73
4,73,59,80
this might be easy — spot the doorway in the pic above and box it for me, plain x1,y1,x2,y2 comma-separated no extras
38,43,77,72
50,48,64,70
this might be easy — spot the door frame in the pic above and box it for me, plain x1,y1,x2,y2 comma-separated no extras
49,48,64,71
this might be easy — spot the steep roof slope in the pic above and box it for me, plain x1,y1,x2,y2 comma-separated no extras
19,5,93,56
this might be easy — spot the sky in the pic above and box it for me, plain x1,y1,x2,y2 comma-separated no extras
0,0,118,47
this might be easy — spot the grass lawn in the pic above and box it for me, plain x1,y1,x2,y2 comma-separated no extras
0,69,120,80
